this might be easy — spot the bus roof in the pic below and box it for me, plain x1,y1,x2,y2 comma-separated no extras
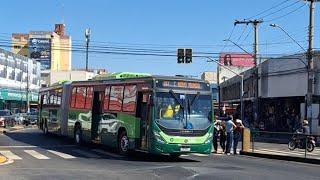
40,74,210,92
93,72,152,80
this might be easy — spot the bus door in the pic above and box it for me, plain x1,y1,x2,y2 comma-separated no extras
136,92,151,150
91,90,103,142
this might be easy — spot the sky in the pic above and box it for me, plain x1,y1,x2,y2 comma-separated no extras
0,0,319,77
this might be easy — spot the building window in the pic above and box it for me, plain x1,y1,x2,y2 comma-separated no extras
109,86,124,111
123,85,137,112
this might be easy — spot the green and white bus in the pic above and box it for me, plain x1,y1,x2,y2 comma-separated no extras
39,73,213,157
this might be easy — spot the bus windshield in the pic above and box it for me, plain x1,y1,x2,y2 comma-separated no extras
155,92,212,130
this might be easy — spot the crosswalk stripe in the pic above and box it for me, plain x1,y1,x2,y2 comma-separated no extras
24,150,50,160
0,150,22,160
72,149,100,158
47,150,76,159
256,149,307,156
92,149,122,158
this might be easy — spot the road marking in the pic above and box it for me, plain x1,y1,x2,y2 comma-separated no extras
24,150,50,160
72,149,100,158
192,153,209,157
92,149,123,158
0,150,22,160
47,150,76,159
181,155,189,157
0,145,76,148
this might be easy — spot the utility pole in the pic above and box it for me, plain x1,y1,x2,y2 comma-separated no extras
306,0,318,134
234,19,263,66
234,19,263,121
85,28,91,71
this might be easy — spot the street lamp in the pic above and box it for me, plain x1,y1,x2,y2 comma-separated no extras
269,24,307,52
206,57,244,122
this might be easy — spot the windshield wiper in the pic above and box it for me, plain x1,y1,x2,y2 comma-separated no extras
169,90,184,109
190,92,200,106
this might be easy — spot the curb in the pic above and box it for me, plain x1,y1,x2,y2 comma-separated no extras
240,151,320,165
0,155,8,164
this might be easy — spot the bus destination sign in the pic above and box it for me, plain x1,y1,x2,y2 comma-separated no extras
157,80,209,90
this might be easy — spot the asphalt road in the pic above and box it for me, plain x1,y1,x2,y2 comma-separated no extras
0,128,319,180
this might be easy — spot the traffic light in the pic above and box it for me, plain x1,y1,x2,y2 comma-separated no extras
177,49,185,63
185,49,192,63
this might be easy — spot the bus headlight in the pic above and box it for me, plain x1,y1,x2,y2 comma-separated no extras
154,131,165,144
205,132,213,144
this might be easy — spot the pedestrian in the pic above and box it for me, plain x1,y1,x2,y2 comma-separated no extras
219,121,226,152
225,116,236,155
233,119,245,155
212,120,221,153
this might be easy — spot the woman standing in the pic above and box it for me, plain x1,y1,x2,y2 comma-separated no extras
233,119,245,155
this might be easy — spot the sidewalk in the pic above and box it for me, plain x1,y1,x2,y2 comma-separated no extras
240,141,320,164
0,125,28,134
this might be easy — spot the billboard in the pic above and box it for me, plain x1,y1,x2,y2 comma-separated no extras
218,53,255,83
219,53,255,67
29,38,51,70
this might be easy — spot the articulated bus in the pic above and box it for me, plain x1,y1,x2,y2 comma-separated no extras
39,73,213,157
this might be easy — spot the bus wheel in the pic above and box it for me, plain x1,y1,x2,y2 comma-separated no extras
169,153,181,159
118,131,129,155
43,121,48,135
74,126,82,145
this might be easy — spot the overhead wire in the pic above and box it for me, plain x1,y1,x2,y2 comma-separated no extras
264,3,307,22
246,0,294,19
259,0,301,19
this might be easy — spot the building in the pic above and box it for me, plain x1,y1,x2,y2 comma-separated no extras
201,71,217,84
220,52,320,134
0,48,41,111
43,69,107,86
12,24,72,72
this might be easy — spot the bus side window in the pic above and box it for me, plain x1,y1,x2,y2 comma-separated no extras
70,87,77,108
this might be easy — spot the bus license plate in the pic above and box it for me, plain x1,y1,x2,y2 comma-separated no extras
180,147,190,152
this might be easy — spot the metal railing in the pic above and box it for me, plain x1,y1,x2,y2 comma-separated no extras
247,130,320,160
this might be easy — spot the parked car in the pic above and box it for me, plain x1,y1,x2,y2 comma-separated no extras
23,111,38,126
0,109,15,128
14,113,27,125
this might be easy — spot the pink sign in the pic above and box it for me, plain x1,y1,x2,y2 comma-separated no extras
219,53,255,67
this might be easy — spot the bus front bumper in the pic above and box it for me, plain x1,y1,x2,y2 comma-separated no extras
150,140,212,155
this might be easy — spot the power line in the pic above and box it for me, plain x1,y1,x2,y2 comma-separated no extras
235,25,248,44
220,25,236,52
1,37,309,52
247,0,293,19
259,0,301,19
264,3,307,22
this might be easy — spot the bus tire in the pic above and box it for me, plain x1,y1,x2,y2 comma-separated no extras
43,120,48,135
118,130,129,155
74,126,82,145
